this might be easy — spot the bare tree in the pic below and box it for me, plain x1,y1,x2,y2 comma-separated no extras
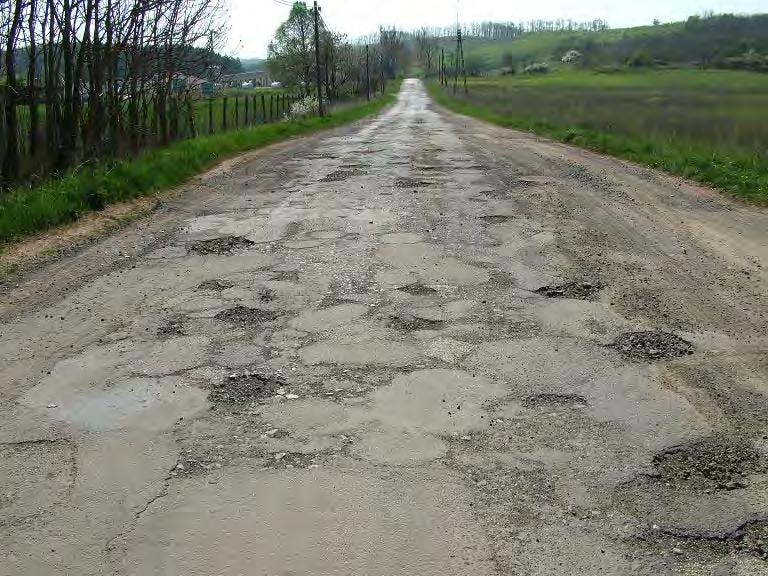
0,0,228,189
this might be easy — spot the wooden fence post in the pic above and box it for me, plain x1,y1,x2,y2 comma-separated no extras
222,97,228,131
208,98,214,134
244,95,249,126
234,96,239,128
261,93,266,124
186,98,196,138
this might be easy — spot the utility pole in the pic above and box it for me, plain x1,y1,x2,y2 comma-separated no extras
458,27,468,94
452,51,458,94
365,44,370,101
313,0,324,117
453,27,460,94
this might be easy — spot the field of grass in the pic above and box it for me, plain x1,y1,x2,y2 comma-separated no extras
429,69,768,203
456,14,768,73
0,84,399,246
459,22,686,71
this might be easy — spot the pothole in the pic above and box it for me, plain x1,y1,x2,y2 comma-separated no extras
304,152,336,159
321,169,360,182
536,281,602,300
197,279,235,291
265,451,325,470
481,215,512,224
189,236,255,255
611,331,694,361
652,436,765,490
488,271,516,288
273,270,300,282
649,518,768,561
566,164,614,191
523,393,589,408
393,177,432,189
735,520,768,559
170,458,223,476
355,148,385,155
259,288,277,302
215,306,280,326
157,317,185,337
388,314,445,331
209,371,285,405
397,283,438,296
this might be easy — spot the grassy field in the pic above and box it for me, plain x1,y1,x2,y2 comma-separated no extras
429,69,768,203
0,84,399,246
455,14,768,73
459,23,685,71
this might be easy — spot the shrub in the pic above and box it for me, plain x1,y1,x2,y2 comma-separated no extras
523,62,550,75
561,50,583,63
287,96,319,120
627,50,655,68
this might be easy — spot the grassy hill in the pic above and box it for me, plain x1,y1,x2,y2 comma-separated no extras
240,58,267,72
455,14,768,73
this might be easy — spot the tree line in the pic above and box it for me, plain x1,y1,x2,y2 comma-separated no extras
0,0,227,191
557,13,768,71
266,2,409,103
413,19,609,43
410,18,610,77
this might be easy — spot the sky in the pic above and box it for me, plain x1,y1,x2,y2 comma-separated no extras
227,0,767,58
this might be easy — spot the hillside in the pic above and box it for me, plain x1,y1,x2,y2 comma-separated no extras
454,13,768,73
240,58,267,72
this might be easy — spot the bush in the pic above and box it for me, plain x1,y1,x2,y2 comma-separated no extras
627,50,655,68
715,49,768,72
561,50,583,63
287,96,319,120
523,62,550,75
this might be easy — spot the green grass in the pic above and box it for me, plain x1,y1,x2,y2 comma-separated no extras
190,90,299,135
428,70,768,203
459,24,685,71
0,85,399,246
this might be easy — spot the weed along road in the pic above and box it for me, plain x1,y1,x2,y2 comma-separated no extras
2,79,768,575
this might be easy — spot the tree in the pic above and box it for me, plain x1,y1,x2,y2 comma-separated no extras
267,1,316,91
414,29,436,76
0,0,228,189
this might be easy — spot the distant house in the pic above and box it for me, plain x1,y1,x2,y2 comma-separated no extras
171,74,213,98
220,70,271,88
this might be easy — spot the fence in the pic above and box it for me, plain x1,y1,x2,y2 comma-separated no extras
0,89,304,191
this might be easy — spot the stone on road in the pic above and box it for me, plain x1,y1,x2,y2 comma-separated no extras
2,79,768,576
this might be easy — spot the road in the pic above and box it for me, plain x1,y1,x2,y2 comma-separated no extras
2,79,767,576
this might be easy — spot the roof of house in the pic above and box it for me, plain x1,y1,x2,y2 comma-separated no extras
220,71,268,82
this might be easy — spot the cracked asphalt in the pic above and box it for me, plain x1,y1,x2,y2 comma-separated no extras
2,79,768,576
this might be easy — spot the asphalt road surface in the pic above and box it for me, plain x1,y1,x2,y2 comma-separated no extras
2,79,768,576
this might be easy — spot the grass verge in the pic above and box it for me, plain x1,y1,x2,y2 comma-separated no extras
0,85,399,247
428,80,768,204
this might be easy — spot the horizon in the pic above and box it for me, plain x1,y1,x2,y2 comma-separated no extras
228,0,767,59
